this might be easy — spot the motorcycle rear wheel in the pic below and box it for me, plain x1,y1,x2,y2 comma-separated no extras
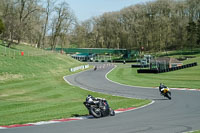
110,108,115,116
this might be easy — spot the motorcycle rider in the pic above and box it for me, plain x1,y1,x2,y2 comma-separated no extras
94,65,97,71
86,95,105,108
86,95,95,103
159,83,167,95
84,95,115,117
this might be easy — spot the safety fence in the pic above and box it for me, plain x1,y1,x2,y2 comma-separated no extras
0,45,58,58
69,65,90,72
137,62,198,74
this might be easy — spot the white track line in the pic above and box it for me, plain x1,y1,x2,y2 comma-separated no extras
105,65,200,92
1,63,157,129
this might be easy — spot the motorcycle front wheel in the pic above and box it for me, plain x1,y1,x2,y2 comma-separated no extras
90,107,102,118
165,92,171,100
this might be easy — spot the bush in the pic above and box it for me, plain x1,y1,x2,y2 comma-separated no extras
0,18,5,34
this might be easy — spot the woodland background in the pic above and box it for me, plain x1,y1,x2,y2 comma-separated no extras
0,0,200,52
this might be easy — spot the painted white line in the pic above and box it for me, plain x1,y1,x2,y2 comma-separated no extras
29,121,60,125
63,65,150,99
1,102,157,130
105,65,200,92
116,100,155,114
130,100,155,111
0,101,154,129
105,65,156,90
170,88,200,91
0,63,156,130
63,63,158,101
63,76,73,86
182,130,199,133
28,118,83,126
63,64,155,113
63,67,91,86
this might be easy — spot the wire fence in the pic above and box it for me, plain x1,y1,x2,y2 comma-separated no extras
0,44,62,59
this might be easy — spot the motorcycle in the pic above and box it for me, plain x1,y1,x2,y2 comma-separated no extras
160,87,171,100
94,66,97,71
83,95,115,118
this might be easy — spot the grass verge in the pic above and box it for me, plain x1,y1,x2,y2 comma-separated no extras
188,131,200,133
0,44,150,125
107,52,200,89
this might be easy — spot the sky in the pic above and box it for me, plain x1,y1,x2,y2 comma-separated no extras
64,0,155,22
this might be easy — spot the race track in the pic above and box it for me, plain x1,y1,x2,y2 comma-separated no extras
2,63,200,133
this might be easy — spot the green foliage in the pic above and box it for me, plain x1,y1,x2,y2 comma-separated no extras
1,0,200,51
191,131,200,133
187,20,197,49
72,0,200,51
197,19,200,46
0,18,5,34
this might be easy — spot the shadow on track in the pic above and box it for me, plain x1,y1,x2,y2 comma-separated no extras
71,114,88,117
152,98,170,101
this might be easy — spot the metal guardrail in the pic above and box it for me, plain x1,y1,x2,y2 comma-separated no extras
137,62,198,74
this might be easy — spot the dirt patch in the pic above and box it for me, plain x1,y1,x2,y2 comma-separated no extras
0,73,23,81
49,67,66,75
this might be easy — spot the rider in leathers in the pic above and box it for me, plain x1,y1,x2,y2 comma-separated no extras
159,83,167,95
86,95,104,107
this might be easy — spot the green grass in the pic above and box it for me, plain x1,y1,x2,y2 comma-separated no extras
107,53,200,89
189,131,200,133
0,44,150,125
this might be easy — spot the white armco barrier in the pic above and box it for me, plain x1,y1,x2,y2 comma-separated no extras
70,65,89,72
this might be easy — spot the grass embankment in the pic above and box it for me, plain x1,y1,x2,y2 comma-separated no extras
0,43,150,125
108,51,200,89
191,131,200,133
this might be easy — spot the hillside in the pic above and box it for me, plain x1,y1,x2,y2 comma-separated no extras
0,43,85,125
0,43,150,125
0,43,84,78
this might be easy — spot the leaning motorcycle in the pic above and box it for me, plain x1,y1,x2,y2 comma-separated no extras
83,97,115,118
161,87,171,100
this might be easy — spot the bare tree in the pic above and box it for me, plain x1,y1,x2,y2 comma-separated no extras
16,0,40,44
40,0,55,49
73,0,200,51
50,1,76,50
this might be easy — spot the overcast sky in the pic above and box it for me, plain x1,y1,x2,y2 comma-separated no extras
64,0,155,22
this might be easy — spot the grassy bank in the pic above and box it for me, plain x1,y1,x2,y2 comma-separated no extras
107,51,200,89
188,131,200,133
0,44,150,125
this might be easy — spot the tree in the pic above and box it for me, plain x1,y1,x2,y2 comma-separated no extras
197,19,200,46
16,0,40,44
0,0,42,47
0,18,5,35
1,0,19,47
72,0,200,52
50,1,76,50
187,20,197,50
40,0,55,48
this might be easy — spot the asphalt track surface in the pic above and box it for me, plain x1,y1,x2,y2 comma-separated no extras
2,63,200,133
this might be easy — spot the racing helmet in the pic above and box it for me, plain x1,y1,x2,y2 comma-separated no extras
86,95,93,103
